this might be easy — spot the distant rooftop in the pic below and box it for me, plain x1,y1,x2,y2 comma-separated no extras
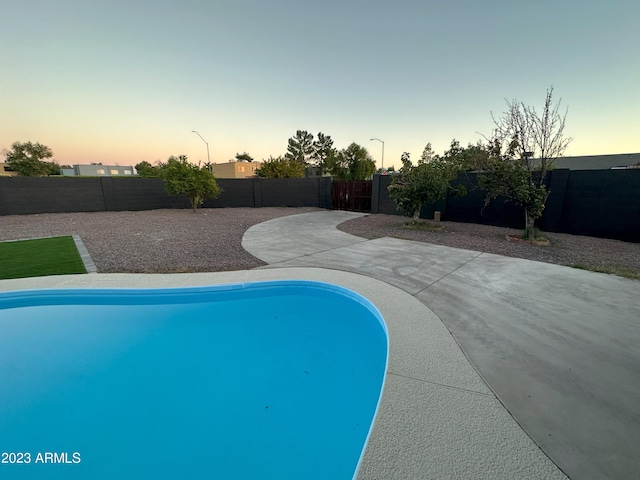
539,153,640,170
62,164,134,176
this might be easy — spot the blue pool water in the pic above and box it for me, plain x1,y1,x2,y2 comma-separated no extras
0,281,388,480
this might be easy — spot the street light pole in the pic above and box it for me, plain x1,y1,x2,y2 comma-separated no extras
192,130,210,166
370,138,384,171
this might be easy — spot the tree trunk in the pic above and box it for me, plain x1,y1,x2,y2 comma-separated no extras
413,208,420,220
525,210,536,239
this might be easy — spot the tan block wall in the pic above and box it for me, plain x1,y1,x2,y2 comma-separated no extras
0,162,18,176
212,161,261,178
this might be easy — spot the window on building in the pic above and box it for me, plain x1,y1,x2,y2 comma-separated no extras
97,169,106,175
110,169,119,175
124,170,132,175
238,166,245,173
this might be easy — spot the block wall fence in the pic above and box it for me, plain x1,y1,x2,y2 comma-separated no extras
0,177,332,215
0,171,638,242
370,170,640,242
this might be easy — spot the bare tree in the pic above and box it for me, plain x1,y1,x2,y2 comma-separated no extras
493,86,572,174
481,87,573,239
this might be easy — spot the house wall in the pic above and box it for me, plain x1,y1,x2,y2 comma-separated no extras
212,161,261,178
534,153,640,170
73,164,135,176
0,162,18,177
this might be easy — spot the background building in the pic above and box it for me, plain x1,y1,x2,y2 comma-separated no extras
534,153,640,170
61,164,134,176
0,162,18,176
212,161,261,178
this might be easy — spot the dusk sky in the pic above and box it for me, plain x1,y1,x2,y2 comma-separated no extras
1,0,638,169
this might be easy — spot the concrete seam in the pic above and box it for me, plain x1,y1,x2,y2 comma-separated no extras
301,238,371,257
262,238,372,266
387,371,496,398
413,251,485,296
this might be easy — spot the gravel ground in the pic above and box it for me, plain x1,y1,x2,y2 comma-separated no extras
1,208,638,277
338,214,640,276
0,208,320,273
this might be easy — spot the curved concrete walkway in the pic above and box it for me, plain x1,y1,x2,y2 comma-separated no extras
243,211,640,480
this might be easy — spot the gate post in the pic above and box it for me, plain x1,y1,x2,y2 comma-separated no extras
252,178,262,208
371,174,381,214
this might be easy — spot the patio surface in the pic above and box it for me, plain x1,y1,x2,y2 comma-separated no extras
2,210,638,479
243,211,640,480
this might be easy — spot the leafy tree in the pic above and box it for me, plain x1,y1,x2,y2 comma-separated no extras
443,140,490,172
285,130,314,165
255,156,305,178
419,143,437,163
158,155,221,213
481,87,572,239
311,132,337,174
235,152,254,162
328,143,376,180
4,141,55,176
135,161,161,177
388,143,466,218
42,161,61,176
376,165,396,174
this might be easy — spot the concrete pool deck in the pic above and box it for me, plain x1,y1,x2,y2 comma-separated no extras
1,210,638,479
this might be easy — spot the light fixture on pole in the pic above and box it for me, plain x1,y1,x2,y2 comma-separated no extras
192,130,210,167
370,138,384,171
523,150,534,166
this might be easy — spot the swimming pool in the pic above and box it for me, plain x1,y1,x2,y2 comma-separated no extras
0,280,388,480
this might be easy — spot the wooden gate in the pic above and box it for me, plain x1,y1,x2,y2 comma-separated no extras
331,180,372,212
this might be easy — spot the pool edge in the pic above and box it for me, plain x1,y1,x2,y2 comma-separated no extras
0,268,566,480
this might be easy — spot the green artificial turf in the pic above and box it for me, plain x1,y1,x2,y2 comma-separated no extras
0,236,87,280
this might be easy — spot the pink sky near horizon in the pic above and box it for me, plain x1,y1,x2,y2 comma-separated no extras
2,0,638,169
